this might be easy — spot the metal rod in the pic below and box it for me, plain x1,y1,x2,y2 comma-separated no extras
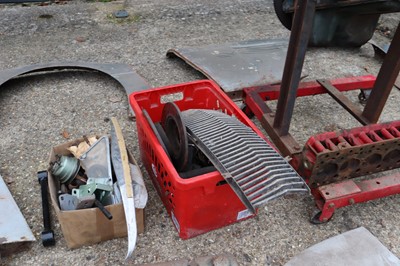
317,79,369,125
273,0,316,136
362,21,400,123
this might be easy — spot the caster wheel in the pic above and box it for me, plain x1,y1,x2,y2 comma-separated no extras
240,104,255,119
310,211,332,224
358,89,371,104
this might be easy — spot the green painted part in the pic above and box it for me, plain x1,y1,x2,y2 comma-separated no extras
51,156,80,185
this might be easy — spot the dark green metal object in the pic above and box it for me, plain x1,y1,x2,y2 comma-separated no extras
50,155,80,185
274,0,400,47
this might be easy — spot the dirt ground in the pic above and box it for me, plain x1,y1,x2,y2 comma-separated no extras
0,0,399,265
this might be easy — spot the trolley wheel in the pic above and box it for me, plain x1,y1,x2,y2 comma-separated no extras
310,211,332,224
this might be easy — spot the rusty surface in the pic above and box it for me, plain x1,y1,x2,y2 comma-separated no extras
273,0,316,136
166,39,294,98
245,89,301,157
312,172,400,222
318,180,361,200
243,76,376,159
362,20,400,123
261,112,302,157
317,79,369,125
303,121,400,188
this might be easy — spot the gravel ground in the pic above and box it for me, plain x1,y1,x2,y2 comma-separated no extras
0,1,399,265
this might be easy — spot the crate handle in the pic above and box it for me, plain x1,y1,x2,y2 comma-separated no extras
160,92,184,104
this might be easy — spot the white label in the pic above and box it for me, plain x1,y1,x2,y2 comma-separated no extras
171,211,180,232
151,163,157,177
237,209,252,221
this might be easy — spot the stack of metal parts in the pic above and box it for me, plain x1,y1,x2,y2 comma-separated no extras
51,137,116,219
180,109,309,213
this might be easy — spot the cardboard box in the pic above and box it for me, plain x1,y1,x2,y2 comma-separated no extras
48,137,145,249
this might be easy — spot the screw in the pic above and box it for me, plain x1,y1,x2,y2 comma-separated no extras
349,198,355,205
294,145,301,151
269,113,275,117
322,218,328,222
328,203,335,209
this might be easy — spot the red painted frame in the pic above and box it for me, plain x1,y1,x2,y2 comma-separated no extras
244,75,376,121
243,75,400,222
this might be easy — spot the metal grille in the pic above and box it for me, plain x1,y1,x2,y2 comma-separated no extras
181,109,309,213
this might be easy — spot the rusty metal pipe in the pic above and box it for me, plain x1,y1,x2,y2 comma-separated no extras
273,0,317,136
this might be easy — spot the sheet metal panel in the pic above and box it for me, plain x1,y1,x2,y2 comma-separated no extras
0,175,35,254
167,39,301,95
285,227,400,266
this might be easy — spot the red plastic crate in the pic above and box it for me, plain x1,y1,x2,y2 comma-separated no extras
129,80,269,239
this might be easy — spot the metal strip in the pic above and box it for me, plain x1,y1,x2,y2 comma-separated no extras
317,79,369,125
273,0,317,135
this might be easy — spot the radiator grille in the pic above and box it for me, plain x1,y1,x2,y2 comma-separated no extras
182,109,309,213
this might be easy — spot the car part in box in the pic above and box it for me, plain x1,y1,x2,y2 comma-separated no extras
72,182,112,203
129,163,148,209
161,102,189,172
285,227,400,265
59,189,112,219
111,163,148,208
93,199,113,220
148,107,216,178
0,174,35,256
243,0,400,223
181,108,309,213
50,155,80,185
59,193,95,211
110,117,137,260
0,61,151,117
38,171,56,247
47,137,146,249
79,136,113,186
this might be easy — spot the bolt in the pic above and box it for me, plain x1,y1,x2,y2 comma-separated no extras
349,198,355,205
269,113,275,117
328,203,335,209
294,145,301,151
322,218,328,222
